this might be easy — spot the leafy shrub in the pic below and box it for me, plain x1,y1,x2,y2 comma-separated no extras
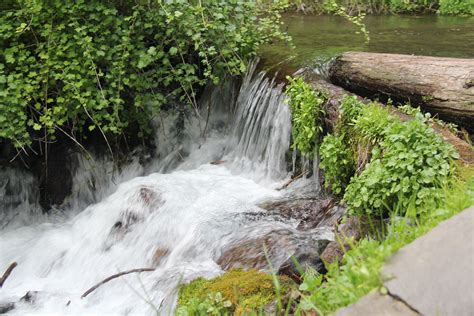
298,172,474,315
344,118,458,216
353,103,393,144
285,76,326,156
0,0,288,147
320,134,355,196
439,0,473,15
176,269,293,315
338,95,363,135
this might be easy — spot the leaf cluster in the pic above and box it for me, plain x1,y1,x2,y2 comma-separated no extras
285,76,326,156
0,0,289,148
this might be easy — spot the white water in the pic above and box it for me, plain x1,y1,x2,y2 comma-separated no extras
0,67,329,315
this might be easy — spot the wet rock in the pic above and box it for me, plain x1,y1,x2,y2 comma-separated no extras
20,291,40,303
217,229,331,278
104,185,164,249
321,216,368,265
152,248,170,265
259,197,345,230
0,302,14,314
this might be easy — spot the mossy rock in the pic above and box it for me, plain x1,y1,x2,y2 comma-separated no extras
176,269,294,315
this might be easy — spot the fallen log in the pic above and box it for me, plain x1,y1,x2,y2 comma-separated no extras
0,262,17,288
302,72,474,165
81,268,155,298
328,52,474,133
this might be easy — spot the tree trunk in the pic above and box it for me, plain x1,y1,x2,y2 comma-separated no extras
329,52,474,133
302,72,474,166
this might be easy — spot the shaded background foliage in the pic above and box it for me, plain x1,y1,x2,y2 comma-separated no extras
0,0,288,150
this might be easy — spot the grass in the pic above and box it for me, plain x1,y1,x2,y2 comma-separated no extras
297,167,473,315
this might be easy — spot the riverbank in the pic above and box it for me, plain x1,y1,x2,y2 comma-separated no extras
271,0,473,16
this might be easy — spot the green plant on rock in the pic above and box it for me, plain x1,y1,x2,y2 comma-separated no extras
320,134,354,196
176,269,293,315
298,171,473,315
344,116,459,217
285,76,326,157
0,0,289,149
353,103,393,145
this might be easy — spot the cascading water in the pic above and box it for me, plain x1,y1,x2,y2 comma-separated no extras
0,66,334,315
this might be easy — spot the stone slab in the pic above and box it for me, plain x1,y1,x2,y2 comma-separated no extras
334,292,418,316
382,206,474,316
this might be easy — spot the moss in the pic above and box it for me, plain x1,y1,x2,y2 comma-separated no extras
177,269,294,315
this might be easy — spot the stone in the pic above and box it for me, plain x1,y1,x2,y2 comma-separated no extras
382,206,474,316
334,292,418,316
216,229,331,278
259,197,344,230
320,216,368,265
0,303,15,314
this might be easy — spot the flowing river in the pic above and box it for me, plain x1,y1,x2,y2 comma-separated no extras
1,14,474,315
0,64,331,315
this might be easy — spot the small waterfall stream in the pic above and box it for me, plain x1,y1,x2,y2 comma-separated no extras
0,66,334,315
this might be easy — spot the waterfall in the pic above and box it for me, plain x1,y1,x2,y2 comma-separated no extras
0,65,331,315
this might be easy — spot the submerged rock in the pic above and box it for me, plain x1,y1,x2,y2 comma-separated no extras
321,216,369,265
259,197,345,230
217,229,331,278
0,303,14,314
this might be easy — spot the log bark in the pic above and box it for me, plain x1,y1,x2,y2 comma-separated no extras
329,52,474,132
302,72,474,165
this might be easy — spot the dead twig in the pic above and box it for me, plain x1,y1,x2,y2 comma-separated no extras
0,262,18,288
81,268,155,299
277,171,309,191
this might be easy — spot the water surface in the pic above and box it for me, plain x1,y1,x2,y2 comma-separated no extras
262,15,474,68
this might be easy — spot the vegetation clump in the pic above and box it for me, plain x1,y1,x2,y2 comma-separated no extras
176,269,293,315
298,172,473,315
0,0,288,148
285,76,326,156
320,96,458,217
270,0,473,15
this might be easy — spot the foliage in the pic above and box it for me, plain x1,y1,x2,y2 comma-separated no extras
353,103,393,144
176,269,293,315
438,0,473,15
398,104,459,134
344,107,458,216
324,0,370,43
338,95,363,135
298,171,474,315
285,76,326,156
261,0,473,15
320,134,354,196
0,0,288,148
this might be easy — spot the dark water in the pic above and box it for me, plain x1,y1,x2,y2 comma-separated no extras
261,15,474,68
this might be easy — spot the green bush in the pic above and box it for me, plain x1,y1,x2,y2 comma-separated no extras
320,134,354,196
0,0,288,147
298,172,474,315
344,116,458,216
285,76,326,156
439,0,473,15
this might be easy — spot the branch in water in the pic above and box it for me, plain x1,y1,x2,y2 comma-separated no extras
0,262,18,288
81,268,155,298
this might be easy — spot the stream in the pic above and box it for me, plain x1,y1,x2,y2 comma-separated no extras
0,64,329,315
1,15,474,315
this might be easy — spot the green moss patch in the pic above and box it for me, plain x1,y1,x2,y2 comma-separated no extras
176,269,294,315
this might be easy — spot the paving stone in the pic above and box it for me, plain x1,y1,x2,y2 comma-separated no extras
334,292,418,316
382,206,474,316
